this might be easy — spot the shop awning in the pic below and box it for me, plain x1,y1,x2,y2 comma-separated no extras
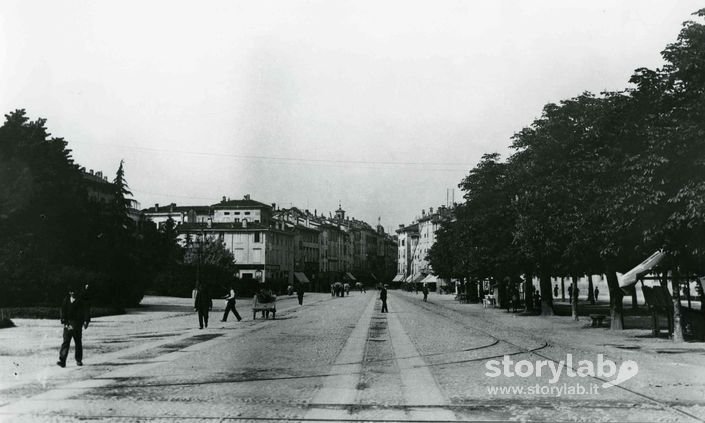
421,274,439,284
294,272,310,283
392,274,405,282
618,250,666,288
344,272,357,281
410,273,426,283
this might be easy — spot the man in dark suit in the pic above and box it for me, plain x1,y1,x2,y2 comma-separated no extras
57,286,90,367
194,283,212,329
380,285,388,313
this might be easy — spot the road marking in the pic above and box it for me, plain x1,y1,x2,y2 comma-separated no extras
387,310,457,421
304,295,377,420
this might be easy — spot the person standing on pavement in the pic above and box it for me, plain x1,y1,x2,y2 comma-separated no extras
296,281,304,306
422,285,429,302
57,286,90,368
380,285,389,313
594,286,600,302
194,283,212,329
221,284,242,322
553,284,559,298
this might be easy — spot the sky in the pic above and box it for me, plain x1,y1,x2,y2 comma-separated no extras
1,1,702,229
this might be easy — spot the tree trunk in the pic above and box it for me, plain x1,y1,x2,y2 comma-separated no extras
605,268,624,330
524,273,533,312
540,272,554,315
571,275,579,321
631,288,638,310
561,277,566,301
671,269,684,342
469,279,479,303
587,275,595,304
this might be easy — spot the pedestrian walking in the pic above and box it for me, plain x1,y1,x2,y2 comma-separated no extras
57,286,90,368
194,283,212,329
568,284,573,303
380,285,389,313
296,282,304,306
594,286,600,302
553,284,559,298
422,285,429,302
221,284,242,322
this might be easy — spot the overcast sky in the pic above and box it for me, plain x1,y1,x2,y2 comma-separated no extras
1,1,701,229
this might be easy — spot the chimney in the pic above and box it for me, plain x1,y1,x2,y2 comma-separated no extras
271,203,276,209
244,194,250,200
89,169,94,175
221,196,226,203
154,203,159,212
429,207,433,214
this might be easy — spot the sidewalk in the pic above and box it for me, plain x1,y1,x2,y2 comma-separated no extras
0,294,305,394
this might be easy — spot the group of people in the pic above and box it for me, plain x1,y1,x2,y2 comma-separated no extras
192,283,244,329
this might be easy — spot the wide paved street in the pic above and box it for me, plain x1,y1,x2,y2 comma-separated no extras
1,290,704,422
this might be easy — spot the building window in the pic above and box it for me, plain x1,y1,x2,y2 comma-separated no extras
245,211,251,215
224,212,230,215
234,212,241,215
254,232,260,243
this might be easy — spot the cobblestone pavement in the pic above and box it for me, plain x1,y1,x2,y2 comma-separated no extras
1,291,704,422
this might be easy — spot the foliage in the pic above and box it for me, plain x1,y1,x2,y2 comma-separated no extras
0,110,184,308
428,10,705,326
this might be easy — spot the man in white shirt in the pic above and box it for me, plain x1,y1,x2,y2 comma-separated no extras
221,284,242,322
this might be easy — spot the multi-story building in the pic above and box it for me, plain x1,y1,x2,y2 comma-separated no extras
143,196,398,293
395,205,453,289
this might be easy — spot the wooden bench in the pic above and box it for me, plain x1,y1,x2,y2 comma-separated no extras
589,314,606,328
252,295,276,319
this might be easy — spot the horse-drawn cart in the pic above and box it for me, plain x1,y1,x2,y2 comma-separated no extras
252,292,276,319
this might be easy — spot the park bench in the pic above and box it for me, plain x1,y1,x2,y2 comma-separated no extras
252,295,276,320
589,314,606,328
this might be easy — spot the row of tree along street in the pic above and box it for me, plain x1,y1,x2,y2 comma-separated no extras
427,10,705,341
0,110,241,311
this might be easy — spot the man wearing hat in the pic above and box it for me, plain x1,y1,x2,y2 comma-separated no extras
57,285,91,367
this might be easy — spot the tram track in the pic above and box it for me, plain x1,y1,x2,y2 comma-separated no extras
396,292,705,423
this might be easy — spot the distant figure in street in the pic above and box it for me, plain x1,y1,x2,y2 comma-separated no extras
221,284,242,322
553,284,559,298
57,286,90,367
568,284,573,303
194,283,212,329
511,289,519,312
380,285,389,313
594,286,600,302
296,282,304,306
331,284,335,297
344,283,350,296
574,286,580,303
422,285,429,302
